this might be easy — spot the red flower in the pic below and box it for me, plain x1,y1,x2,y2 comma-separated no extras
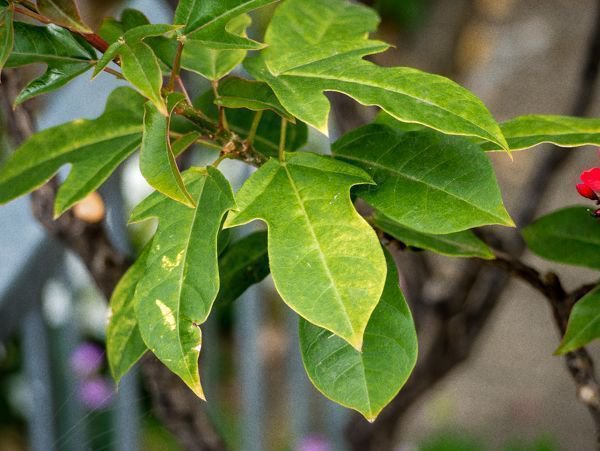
576,168,600,201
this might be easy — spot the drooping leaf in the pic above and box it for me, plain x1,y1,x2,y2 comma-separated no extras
556,285,600,354
6,23,96,104
0,87,145,216
174,0,277,48
140,94,194,207
37,0,92,34
0,3,13,75
374,211,494,260
120,40,166,115
299,249,417,422
131,167,236,398
216,231,270,305
194,89,307,158
523,207,600,270
224,152,387,350
333,124,513,234
246,0,507,149
107,241,151,383
216,77,294,120
483,116,600,152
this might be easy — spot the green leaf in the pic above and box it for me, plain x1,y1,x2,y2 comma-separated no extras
556,285,600,354
483,115,600,152
216,77,294,120
172,132,201,157
299,249,417,421
0,87,145,216
374,211,494,259
99,8,150,44
0,3,13,75
107,241,151,383
6,23,96,104
181,14,251,80
523,207,600,270
333,124,513,234
140,95,194,207
216,231,270,305
246,0,507,149
94,24,180,79
174,0,277,48
131,167,236,398
36,0,92,34
194,89,307,158
120,40,166,115
224,152,387,350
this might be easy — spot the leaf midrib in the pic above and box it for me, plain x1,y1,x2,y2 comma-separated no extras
278,64,500,145
338,154,505,222
282,163,354,334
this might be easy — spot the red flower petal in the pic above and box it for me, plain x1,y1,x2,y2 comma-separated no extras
576,183,598,200
581,167,600,192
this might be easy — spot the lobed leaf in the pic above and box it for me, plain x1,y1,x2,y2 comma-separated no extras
216,231,270,306
333,124,513,234
107,241,151,383
6,22,96,104
523,207,600,270
299,249,417,422
174,0,277,48
246,0,507,149
556,285,600,355
224,152,387,350
131,167,236,398
0,87,145,216
181,14,251,80
36,0,92,34
483,115,600,152
373,212,494,260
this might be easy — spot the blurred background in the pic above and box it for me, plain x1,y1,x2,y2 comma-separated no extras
0,0,599,450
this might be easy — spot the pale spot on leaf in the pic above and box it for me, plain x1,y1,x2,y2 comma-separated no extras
155,300,176,331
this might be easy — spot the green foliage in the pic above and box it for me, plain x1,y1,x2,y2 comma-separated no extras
225,152,387,350
131,167,235,398
36,0,91,33
107,241,151,383
300,250,417,421
523,207,600,270
0,87,144,216
333,124,513,234
141,94,194,206
373,212,494,260
216,231,270,306
215,77,294,120
556,285,600,354
3,0,598,419
174,0,277,47
485,115,600,151
246,0,507,149
6,22,96,104
0,3,13,75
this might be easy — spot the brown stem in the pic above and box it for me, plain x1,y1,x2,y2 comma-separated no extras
166,39,185,92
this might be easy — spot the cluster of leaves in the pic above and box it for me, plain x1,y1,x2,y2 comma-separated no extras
0,0,599,421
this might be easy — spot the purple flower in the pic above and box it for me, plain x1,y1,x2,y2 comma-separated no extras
297,435,330,451
78,377,114,410
70,342,104,377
